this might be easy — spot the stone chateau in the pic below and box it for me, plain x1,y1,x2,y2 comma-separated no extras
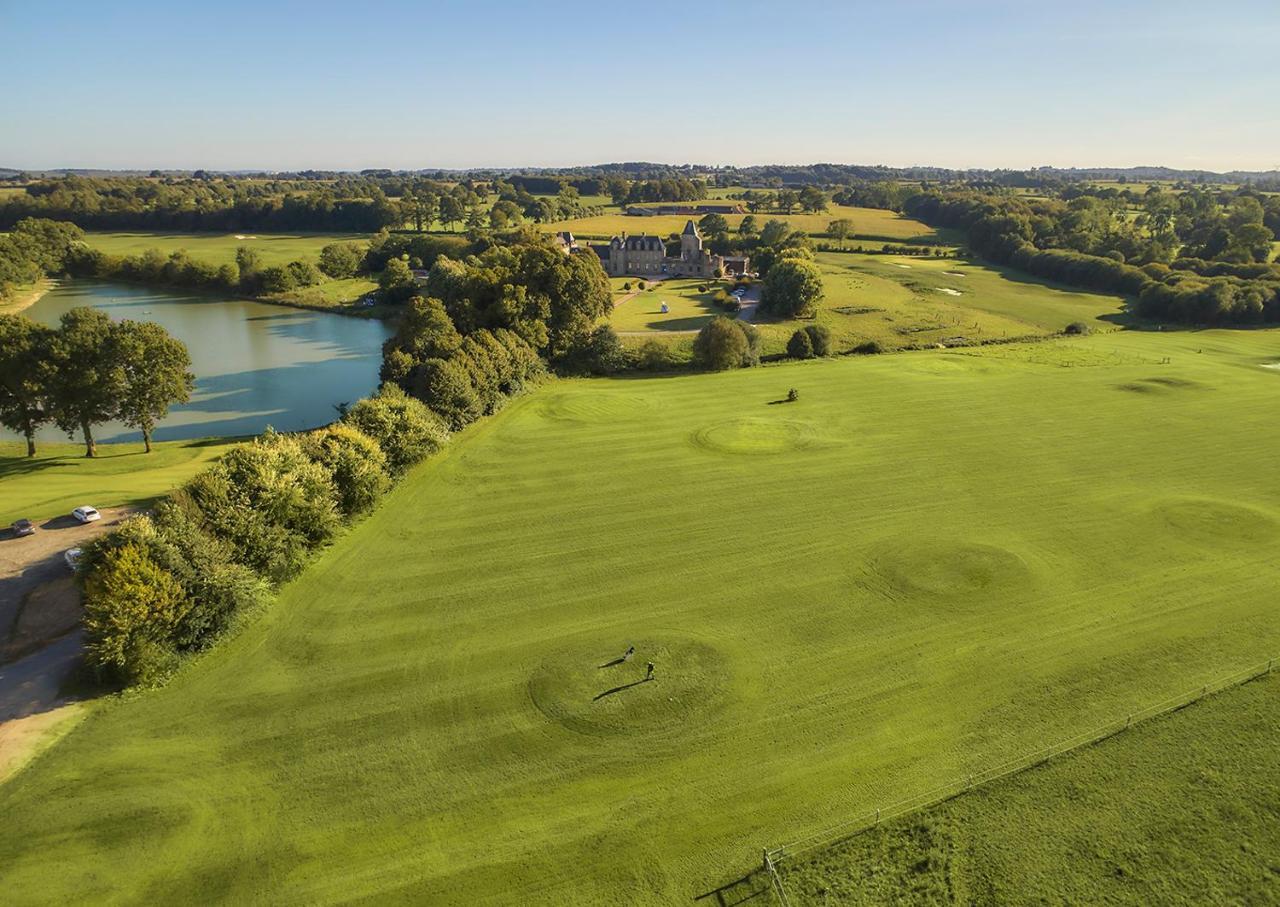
593,220,746,278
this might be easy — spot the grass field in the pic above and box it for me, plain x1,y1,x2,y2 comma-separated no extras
610,279,725,332
779,671,1280,904
0,438,238,524
544,204,941,243
81,231,370,267
3,329,1280,902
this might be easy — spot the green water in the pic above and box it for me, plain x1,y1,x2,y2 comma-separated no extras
18,280,392,442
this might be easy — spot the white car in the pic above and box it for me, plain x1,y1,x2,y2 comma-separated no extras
72,506,101,524
65,548,83,571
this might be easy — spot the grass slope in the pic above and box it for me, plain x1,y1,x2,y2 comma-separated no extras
0,439,238,524
81,232,370,267
3,331,1280,903
779,671,1280,904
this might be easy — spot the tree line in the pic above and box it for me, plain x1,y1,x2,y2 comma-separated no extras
0,308,193,457
76,386,447,686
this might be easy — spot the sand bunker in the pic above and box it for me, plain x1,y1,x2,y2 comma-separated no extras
936,288,963,296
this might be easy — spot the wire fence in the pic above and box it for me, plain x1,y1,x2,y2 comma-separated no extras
762,654,1278,902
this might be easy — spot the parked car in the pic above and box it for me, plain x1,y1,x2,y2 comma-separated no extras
65,548,83,571
72,506,101,523
732,288,746,297
11,518,35,537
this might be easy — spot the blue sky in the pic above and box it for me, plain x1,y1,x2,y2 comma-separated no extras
2,0,1277,172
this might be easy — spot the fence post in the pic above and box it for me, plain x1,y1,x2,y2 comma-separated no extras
875,808,880,825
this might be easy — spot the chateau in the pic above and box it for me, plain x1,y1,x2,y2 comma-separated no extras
594,219,747,278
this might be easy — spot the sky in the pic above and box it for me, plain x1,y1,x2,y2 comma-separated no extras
2,0,1278,173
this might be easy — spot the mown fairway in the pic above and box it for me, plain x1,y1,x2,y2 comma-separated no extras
780,671,1280,904
81,231,369,266
3,330,1280,903
0,439,238,524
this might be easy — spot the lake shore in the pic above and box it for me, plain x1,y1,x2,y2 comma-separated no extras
0,278,54,316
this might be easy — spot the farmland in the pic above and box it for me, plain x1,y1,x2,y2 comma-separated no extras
81,231,369,267
3,328,1280,903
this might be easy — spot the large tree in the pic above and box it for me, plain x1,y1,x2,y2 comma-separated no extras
0,314,53,456
761,257,824,318
827,218,854,247
112,320,195,453
45,307,121,458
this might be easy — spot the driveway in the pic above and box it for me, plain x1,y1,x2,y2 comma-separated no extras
0,631,84,723
735,283,763,322
0,507,132,664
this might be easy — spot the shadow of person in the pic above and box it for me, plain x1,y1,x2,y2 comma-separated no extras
592,677,653,702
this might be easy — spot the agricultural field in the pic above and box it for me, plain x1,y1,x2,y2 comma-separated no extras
81,231,369,267
544,204,941,243
0,438,239,525
778,670,1280,904
4,329,1280,903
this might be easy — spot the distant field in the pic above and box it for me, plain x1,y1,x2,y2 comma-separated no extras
81,232,369,267
613,252,1128,359
5,330,1280,902
779,671,1280,904
545,204,940,243
0,438,238,524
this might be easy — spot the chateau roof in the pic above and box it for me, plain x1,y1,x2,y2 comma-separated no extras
611,234,666,252
682,219,699,236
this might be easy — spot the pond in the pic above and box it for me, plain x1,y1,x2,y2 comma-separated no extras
16,280,393,443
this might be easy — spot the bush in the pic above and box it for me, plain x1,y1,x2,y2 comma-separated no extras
559,324,626,376
83,541,188,686
1063,321,1091,335
786,388,799,402
187,431,339,582
804,323,833,356
636,338,675,371
622,281,631,291
638,280,646,290
302,423,392,516
787,328,815,359
342,384,450,474
853,339,885,354
693,316,758,371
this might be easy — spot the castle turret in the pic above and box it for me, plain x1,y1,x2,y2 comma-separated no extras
680,219,702,260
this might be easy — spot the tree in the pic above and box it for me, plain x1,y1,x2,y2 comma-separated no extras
693,316,756,371
759,219,792,248
699,213,730,242
301,423,391,516
761,258,824,318
739,214,758,237
45,307,121,457
787,327,815,359
439,195,465,231
235,246,263,291
318,241,365,278
799,186,829,213
112,320,195,452
827,218,854,247
342,384,450,474
379,257,416,302
804,323,833,356
0,315,52,456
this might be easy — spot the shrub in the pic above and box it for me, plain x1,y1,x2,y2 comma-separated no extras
412,356,483,429
636,338,675,371
342,384,450,474
257,265,297,294
787,328,815,359
622,281,631,291
302,423,392,516
1063,321,1091,335
638,280,646,290
804,323,833,356
693,316,758,371
786,388,799,402
698,284,708,293
853,339,885,354
187,431,339,582
559,324,626,376
83,541,188,686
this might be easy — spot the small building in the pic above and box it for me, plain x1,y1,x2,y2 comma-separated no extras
551,231,578,254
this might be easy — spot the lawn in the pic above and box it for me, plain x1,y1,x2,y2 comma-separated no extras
3,329,1280,902
81,231,370,267
0,438,239,525
544,204,941,243
778,670,1280,904
610,278,726,332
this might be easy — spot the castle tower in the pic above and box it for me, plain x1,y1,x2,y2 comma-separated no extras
680,219,702,260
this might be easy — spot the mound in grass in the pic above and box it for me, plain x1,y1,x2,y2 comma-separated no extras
1154,499,1278,545
537,392,654,424
1117,375,1207,394
528,635,731,739
865,538,1034,600
690,417,836,456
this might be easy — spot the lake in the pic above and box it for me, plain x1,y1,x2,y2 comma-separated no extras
17,280,393,443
